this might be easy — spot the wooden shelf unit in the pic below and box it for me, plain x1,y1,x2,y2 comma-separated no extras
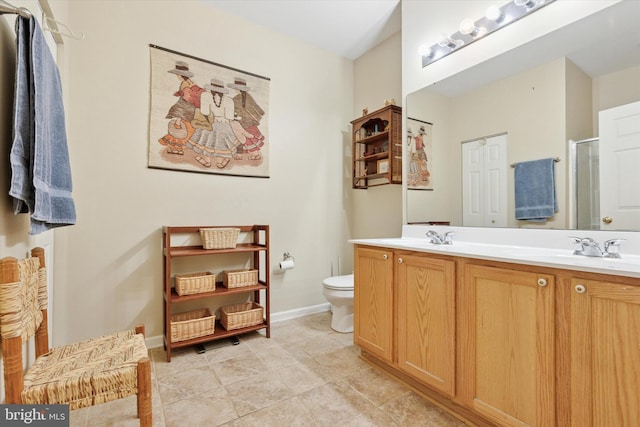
351,104,402,189
162,225,270,361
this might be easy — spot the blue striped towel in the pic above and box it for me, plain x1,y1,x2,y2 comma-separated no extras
514,158,557,222
10,16,76,234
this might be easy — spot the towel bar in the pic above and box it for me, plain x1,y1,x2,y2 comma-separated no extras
0,0,31,18
510,157,560,168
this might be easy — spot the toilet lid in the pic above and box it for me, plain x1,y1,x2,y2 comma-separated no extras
323,274,354,290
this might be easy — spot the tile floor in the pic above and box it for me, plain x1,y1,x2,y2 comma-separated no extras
69,312,467,426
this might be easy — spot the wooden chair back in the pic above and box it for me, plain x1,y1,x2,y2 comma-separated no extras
0,247,50,402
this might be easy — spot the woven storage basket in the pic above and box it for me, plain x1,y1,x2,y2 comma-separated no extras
222,269,259,288
220,302,264,331
199,227,240,249
174,271,216,296
171,308,215,342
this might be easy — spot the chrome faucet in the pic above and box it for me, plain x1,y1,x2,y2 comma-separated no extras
603,239,624,258
569,237,624,258
426,230,453,245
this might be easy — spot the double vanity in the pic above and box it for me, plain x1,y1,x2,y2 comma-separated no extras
351,225,640,426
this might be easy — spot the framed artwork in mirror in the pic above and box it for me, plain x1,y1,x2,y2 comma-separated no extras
407,118,433,190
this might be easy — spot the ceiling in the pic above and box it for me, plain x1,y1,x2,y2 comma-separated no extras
203,0,401,60
203,1,639,96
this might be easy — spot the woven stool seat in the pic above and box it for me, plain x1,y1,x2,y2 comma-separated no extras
23,330,148,409
1,248,152,426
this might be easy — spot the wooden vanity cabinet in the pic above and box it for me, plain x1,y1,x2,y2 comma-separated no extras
570,276,640,426
355,245,640,426
396,253,456,396
460,263,556,427
355,246,457,394
354,246,394,362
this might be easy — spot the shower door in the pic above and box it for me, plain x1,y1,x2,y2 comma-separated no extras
572,138,600,230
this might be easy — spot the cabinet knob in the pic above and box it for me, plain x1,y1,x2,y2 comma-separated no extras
602,216,613,224
537,278,548,287
383,254,388,260
398,258,404,264
575,284,586,294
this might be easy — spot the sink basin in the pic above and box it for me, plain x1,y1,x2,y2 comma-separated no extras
521,252,640,271
350,237,640,277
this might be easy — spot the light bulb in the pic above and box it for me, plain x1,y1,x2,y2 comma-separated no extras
417,44,433,58
459,18,477,35
486,5,503,22
459,18,487,38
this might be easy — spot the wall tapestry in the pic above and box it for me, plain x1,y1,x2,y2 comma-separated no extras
406,118,433,190
148,45,270,177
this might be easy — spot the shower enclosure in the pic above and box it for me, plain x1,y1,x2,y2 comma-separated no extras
570,138,600,230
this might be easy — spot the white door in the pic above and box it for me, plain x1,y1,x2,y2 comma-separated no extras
599,101,640,231
462,140,484,226
462,134,508,227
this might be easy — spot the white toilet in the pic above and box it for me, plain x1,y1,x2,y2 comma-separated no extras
322,274,354,333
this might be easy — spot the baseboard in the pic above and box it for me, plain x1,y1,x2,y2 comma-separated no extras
146,303,331,349
146,335,164,350
270,302,331,323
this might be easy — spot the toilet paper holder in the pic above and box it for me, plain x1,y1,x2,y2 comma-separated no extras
279,252,296,270
282,252,295,262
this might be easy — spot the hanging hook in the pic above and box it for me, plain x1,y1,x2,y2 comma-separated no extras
42,15,84,40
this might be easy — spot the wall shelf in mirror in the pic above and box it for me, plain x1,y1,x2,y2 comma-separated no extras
352,104,402,189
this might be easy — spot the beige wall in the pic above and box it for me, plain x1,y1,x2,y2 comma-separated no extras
351,32,403,242
565,59,594,144
593,65,640,132
407,58,596,229
405,90,454,224
0,1,402,354
35,0,358,345
405,52,640,230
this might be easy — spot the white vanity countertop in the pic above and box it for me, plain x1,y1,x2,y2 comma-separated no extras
350,226,640,279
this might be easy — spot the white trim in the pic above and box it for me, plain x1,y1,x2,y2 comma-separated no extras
146,303,331,349
270,302,331,323
146,335,164,350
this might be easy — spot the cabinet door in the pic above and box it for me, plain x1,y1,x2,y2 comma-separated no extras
571,279,640,426
460,264,555,426
396,254,455,396
354,246,394,362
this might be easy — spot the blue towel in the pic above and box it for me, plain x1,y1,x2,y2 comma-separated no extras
514,158,557,222
9,16,76,235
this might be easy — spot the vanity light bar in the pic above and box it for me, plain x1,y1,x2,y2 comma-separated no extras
421,0,556,68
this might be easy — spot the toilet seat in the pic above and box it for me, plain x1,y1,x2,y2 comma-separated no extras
322,274,354,291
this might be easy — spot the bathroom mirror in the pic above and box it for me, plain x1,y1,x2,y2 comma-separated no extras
406,1,640,231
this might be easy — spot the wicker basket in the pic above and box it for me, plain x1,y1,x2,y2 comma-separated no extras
222,269,259,288
219,302,264,331
174,271,216,296
199,227,240,249
170,308,215,342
